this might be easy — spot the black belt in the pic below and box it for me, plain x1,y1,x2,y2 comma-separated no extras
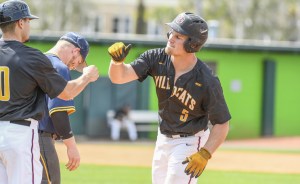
165,134,190,138
38,130,52,137
38,130,58,139
165,127,208,138
10,120,31,127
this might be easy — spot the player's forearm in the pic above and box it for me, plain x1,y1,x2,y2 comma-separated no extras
57,66,98,100
108,60,138,84
203,121,229,155
64,136,80,171
58,74,90,100
63,136,77,148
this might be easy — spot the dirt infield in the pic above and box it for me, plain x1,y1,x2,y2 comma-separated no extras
55,136,300,174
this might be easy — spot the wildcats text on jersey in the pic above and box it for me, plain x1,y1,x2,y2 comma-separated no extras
171,86,196,111
154,76,170,90
154,75,196,111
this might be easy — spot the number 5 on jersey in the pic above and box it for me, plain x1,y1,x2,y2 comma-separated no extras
180,109,189,122
0,67,10,101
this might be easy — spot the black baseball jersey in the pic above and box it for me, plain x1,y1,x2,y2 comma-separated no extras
0,40,67,121
131,48,231,135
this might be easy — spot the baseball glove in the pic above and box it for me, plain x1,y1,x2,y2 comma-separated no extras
182,147,211,178
108,42,132,63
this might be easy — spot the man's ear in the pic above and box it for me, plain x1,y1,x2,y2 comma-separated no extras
71,47,80,55
75,47,81,54
16,19,23,28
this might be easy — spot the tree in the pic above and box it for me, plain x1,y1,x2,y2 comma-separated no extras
136,0,146,34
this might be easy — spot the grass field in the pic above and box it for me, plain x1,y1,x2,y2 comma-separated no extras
56,137,300,184
60,164,300,184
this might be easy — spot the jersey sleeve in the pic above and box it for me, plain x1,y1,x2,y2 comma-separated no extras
46,58,75,116
25,50,67,99
48,97,75,116
205,77,231,125
130,48,161,82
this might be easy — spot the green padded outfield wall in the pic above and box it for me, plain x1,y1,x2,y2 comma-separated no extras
26,41,300,139
198,49,264,139
273,53,300,136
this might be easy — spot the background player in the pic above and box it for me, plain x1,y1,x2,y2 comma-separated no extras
108,12,231,184
110,104,137,141
0,1,99,183
38,32,90,184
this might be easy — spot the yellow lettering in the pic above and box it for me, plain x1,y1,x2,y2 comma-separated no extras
171,86,177,97
0,67,10,101
185,93,192,106
176,88,183,97
178,90,187,104
189,99,196,110
166,78,170,89
161,76,166,89
159,76,163,88
154,76,159,87
180,109,189,122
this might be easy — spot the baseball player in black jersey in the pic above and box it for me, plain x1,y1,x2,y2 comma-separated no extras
0,1,99,184
108,12,231,184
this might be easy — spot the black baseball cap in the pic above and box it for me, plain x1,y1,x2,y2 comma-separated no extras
0,0,39,25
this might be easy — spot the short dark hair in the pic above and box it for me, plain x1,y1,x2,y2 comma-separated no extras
0,20,17,33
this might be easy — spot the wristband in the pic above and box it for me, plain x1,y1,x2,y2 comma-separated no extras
199,147,212,160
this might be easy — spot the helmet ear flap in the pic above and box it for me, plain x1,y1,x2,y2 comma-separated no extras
167,31,172,39
183,38,192,53
184,38,201,53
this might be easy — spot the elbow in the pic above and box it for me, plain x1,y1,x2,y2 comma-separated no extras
220,121,230,130
212,121,230,134
222,121,230,135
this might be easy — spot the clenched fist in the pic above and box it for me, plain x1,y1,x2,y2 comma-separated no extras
108,42,132,63
83,65,99,82
182,147,211,178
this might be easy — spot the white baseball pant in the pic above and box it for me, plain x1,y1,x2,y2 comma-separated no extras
152,128,210,184
0,119,42,184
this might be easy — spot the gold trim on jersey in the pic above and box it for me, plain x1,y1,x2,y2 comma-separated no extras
49,106,76,116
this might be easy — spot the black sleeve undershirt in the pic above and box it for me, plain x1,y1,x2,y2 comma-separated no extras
50,111,73,140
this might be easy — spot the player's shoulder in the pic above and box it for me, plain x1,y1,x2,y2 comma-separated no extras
142,48,170,63
195,59,220,85
45,54,70,78
16,44,50,63
46,54,68,71
143,48,166,56
195,59,214,75
19,44,45,56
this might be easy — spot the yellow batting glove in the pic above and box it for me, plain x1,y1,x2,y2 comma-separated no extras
182,147,212,178
108,42,132,63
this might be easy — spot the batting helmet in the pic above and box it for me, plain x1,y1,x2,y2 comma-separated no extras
0,0,38,25
166,12,208,53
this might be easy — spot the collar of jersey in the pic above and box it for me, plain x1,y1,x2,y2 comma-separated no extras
44,52,61,60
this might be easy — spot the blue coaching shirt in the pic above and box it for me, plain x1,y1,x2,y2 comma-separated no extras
38,54,75,133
